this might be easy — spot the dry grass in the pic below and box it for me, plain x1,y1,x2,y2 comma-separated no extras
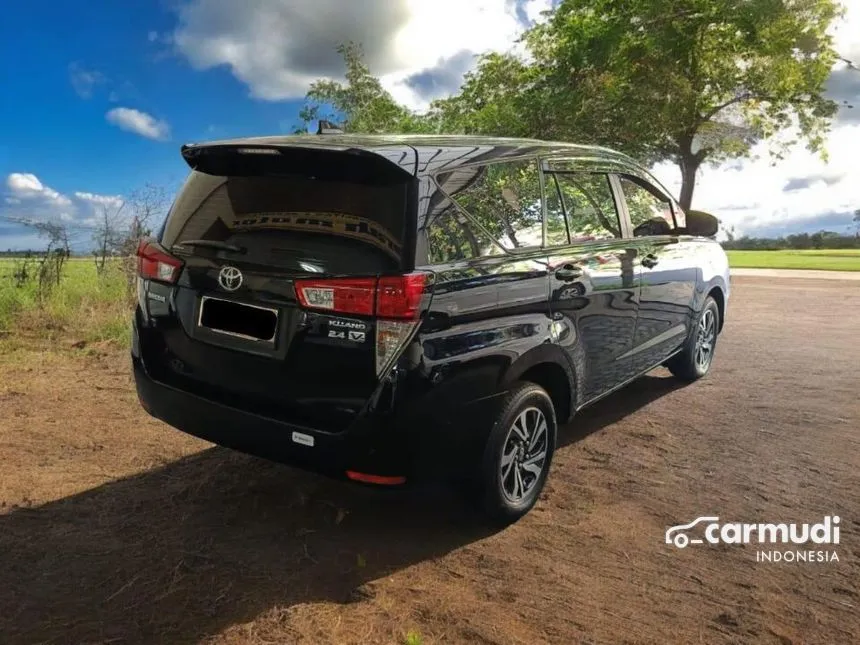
0,278,858,644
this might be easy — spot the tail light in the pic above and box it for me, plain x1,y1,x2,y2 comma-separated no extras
376,274,426,319
294,273,428,321
294,277,376,316
137,238,183,284
295,272,430,376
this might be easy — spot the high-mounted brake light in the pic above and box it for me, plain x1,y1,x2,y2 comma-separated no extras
137,239,183,284
235,147,281,155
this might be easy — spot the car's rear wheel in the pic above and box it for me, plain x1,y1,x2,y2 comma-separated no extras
667,296,720,381
473,381,557,525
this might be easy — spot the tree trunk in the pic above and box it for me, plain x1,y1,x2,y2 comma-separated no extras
678,151,700,212
461,224,480,257
501,215,519,248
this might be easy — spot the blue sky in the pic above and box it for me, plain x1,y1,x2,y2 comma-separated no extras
1,0,858,250
0,1,306,212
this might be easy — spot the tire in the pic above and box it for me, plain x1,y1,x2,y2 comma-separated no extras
666,296,720,381
474,381,557,525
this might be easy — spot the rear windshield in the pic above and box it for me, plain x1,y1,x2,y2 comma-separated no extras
161,171,409,274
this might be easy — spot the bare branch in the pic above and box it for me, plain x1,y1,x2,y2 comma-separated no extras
699,93,755,123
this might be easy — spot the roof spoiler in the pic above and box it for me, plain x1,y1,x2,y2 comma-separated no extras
179,143,415,183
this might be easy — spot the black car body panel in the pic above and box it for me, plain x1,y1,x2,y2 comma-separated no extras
133,135,730,484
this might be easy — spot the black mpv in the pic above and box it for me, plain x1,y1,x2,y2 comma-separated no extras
132,135,730,523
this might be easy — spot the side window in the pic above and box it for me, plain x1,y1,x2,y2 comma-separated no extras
544,175,569,246
545,172,620,246
619,176,675,237
437,159,543,250
424,205,500,264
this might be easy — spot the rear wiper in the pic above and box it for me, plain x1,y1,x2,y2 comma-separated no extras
173,240,246,254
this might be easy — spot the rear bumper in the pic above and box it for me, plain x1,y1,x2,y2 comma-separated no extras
133,355,504,484
133,357,410,481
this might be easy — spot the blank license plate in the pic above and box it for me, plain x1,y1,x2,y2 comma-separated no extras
198,296,279,342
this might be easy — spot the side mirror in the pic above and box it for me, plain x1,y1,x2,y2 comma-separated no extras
685,210,719,237
633,218,672,237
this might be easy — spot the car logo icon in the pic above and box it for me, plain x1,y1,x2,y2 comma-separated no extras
665,516,720,548
218,266,243,292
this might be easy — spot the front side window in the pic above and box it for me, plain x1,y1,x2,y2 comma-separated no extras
437,159,543,250
545,172,621,246
619,176,675,237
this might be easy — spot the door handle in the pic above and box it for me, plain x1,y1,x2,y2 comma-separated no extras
554,264,583,282
641,254,659,269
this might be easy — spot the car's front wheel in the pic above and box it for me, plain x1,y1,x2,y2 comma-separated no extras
475,381,557,525
667,295,720,381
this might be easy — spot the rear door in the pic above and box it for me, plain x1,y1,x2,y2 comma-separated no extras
542,163,640,404
615,174,697,374
139,144,421,432
415,156,552,404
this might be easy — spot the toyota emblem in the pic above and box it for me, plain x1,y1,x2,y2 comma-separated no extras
218,266,243,291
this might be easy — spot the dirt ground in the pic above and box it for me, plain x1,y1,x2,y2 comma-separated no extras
0,276,858,645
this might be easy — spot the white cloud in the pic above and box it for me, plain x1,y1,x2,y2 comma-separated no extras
171,0,550,108
652,122,860,236
7,173,44,193
68,62,106,99
105,107,170,141
7,173,72,207
74,191,125,210
147,30,159,42
2,173,126,230
832,0,860,62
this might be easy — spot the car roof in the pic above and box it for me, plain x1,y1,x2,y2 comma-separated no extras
181,134,643,175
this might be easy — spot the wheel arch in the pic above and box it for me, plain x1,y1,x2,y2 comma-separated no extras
499,344,577,424
707,285,726,332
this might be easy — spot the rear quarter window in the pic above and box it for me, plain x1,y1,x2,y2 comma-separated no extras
435,159,543,251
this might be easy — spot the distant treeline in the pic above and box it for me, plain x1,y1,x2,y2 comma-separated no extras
722,231,860,250
0,249,75,259
4,231,860,258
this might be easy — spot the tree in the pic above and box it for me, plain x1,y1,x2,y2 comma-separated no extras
92,200,127,274
430,53,544,137
853,209,860,237
439,0,842,210
3,217,77,296
126,183,168,245
295,42,433,134
118,183,169,291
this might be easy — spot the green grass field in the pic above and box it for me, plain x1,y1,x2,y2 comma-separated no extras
726,249,860,271
1,248,857,348
0,257,132,345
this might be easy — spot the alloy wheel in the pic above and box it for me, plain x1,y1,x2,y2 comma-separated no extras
695,308,716,371
499,407,548,503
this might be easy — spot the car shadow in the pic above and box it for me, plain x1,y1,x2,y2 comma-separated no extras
0,374,683,645
557,372,686,447
0,448,495,645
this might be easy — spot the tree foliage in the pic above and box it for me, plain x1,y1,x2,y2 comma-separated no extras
437,0,843,209
295,42,434,134
295,2,842,211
